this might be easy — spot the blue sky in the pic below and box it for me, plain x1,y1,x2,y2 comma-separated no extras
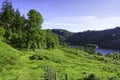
1,0,120,32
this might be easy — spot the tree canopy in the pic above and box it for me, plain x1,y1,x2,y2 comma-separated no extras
0,0,59,51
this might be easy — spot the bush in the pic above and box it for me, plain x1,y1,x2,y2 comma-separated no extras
81,44,98,54
29,54,49,60
97,52,103,56
108,76,118,80
0,27,5,36
0,27,5,40
83,73,100,80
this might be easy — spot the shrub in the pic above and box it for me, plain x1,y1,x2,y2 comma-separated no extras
81,44,98,54
29,54,49,60
108,76,118,80
0,27,5,36
97,52,103,56
0,27,5,40
83,73,100,80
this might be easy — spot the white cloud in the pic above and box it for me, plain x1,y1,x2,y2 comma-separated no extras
42,16,120,32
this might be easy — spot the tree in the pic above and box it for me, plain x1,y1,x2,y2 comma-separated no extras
0,0,15,40
27,9,43,30
27,9,43,51
84,44,98,54
10,8,26,48
45,30,59,49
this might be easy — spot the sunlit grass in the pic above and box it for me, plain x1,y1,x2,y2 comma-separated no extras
0,41,120,79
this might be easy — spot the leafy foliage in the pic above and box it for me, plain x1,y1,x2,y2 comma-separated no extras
0,0,59,50
45,30,59,49
79,44,98,54
52,29,73,45
0,0,14,41
0,27,5,37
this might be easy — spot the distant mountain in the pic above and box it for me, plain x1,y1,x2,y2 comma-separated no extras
52,27,120,49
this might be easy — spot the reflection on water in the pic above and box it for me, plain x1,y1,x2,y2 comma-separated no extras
96,48,120,55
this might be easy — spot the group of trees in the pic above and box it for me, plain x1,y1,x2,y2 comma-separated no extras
0,0,59,51
52,29,73,46
80,44,98,54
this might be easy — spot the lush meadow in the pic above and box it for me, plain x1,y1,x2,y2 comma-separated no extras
0,40,120,80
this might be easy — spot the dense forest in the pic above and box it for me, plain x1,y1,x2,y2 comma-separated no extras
52,27,120,50
0,0,59,51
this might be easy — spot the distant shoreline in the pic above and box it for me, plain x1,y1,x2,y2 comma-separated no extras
96,48,120,55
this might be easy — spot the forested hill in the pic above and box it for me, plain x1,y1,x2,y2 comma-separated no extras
51,29,74,45
52,27,120,49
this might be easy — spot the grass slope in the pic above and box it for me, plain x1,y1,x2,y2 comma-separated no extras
0,41,120,80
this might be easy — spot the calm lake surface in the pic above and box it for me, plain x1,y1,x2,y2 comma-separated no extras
96,48,120,55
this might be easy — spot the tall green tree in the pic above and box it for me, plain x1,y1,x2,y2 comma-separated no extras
0,0,15,40
27,9,43,30
45,30,59,49
10,8,26,48
27,9,43,51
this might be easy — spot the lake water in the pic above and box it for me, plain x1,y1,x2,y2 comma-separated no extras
96,48,120,55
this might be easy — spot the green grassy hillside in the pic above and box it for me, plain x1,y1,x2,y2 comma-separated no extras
0,41,120,80
0,40,20,66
